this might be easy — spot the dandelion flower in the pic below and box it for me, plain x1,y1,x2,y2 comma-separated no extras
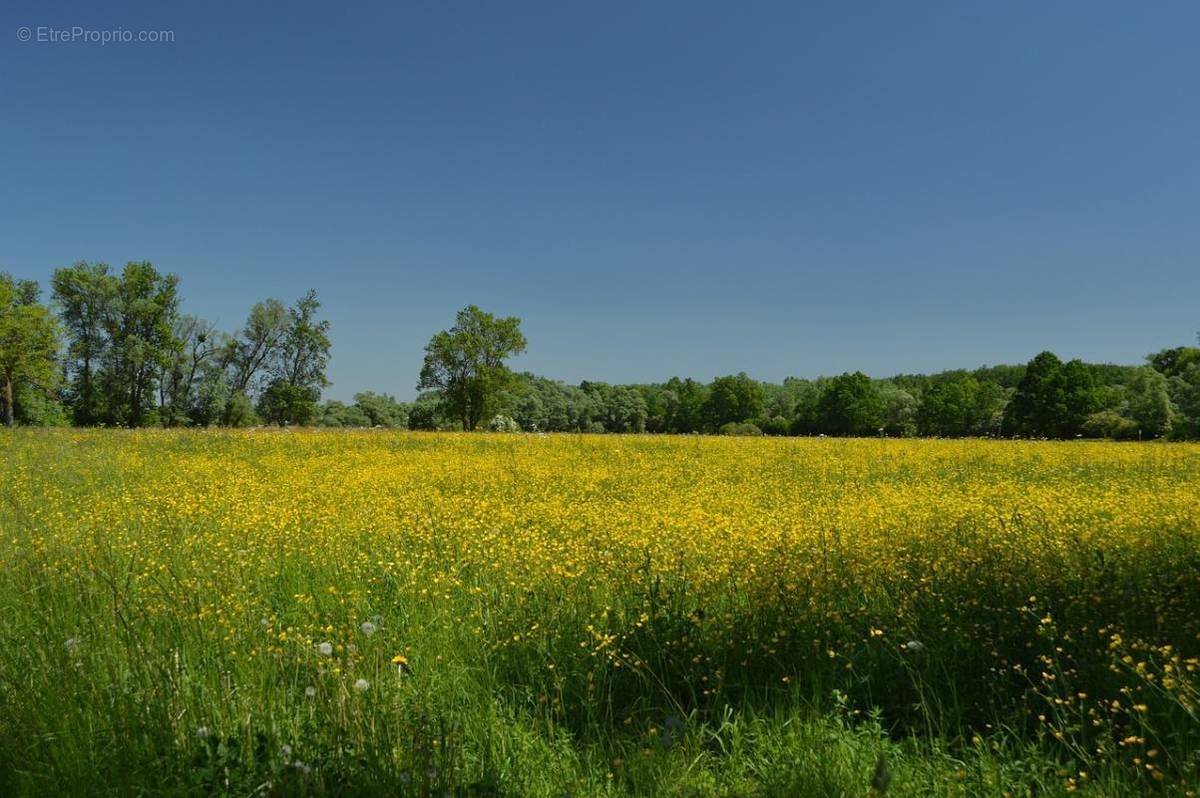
360,621,377,636
316,642,333,656
354,678,370,692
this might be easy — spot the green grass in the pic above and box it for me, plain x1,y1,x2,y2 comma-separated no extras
1,429,1198,796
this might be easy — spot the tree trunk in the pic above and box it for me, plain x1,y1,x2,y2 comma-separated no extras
3,377,13,428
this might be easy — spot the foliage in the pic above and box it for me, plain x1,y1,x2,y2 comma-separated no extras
1004,352,1101,438
916,375,1006,437
1082,410,1140,440
818,371,884,436
485,413,521,432
702,373,764,431
352,392,408,428
257,379,319,426
418,305,526,431
9,263,1200,439
0,273,59,427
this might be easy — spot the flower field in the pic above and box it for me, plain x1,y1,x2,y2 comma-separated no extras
1,430,1198,796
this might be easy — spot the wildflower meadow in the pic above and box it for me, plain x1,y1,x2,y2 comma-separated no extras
1,430,1198,796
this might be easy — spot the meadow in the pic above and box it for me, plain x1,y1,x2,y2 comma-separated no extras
1,430,1198,796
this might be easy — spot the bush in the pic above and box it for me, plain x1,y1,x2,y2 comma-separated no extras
224,391,260,428
257,381,319,427
485,414,521,433
1081,410,1139,440
751,416,790,436
720,421,763,436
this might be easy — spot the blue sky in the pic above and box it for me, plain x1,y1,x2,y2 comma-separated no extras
3,1,1198,400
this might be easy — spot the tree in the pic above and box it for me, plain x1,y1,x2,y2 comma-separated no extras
917,375,1005,437
1167,364,1200,439
1004,352,1067,437
353,392,407,428
51,262,116,424
1125,365,1174,438
702,373,764,431
663,377,708,433
877,381,917,437
317,400,371,427
582,382,648,433
406,392,446,430
159,315,222,426
224,298,290,395
257,379,318,426
787,378,825,435
418,305,526,431
0,275,59,427
98,262,181,427
274,290,331,393
1148,346,1200,378
817,372,883,436
1059,359,1101,437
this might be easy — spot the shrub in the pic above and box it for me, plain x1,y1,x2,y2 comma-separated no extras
1081,410,1139,440
720,421,763,436
486,414,521,433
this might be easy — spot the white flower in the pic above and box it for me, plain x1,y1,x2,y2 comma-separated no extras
353,678,370,692
280,744,292,760
904,640,925,653
316,642,333,656
195,726,209,738
259,618,270,629
304,686,316,698
360,621,377,637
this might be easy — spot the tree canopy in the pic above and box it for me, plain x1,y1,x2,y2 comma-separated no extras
3,263,1199,440
418,305,526,431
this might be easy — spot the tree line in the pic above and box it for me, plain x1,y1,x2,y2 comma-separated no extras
2,262,330,429
3,265,1199,439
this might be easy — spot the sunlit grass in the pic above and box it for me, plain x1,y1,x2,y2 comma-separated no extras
1,430,1198,795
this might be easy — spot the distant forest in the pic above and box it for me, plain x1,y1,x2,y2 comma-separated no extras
3,262,1199,439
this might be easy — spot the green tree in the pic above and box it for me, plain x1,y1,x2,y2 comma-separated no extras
582,382,648,433
0,274,60,427
1168,364,1200,439
702,373,764,432
917,375,1006,437
159,315,222,426
1059,359,1101,437
98,262,181,427
418,305,526,431
406,392,447,430
1148,345,1200,378
353,392,408,428
318,400,373,428
1004,352,1066,437
787,378,825,435
274,290,331,393
51,261,116,424
878,381,917,437
1124,365,1174,438
257,379,318,426
663,377,708,433
224,298,290,395
817,372,883,436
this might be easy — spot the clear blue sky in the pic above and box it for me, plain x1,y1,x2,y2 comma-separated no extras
3,1,1198,400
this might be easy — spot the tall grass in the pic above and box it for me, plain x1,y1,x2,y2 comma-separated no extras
0,429,1197,795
